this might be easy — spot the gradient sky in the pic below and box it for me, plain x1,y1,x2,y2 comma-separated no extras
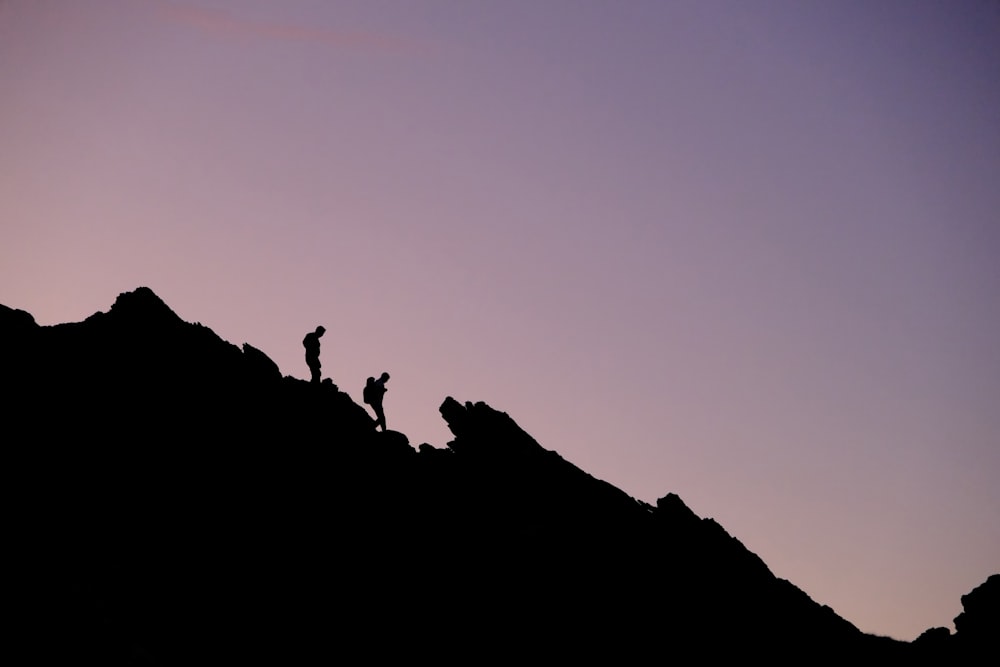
2,0,998,641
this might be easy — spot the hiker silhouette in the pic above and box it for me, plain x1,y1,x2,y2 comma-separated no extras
302,326,325,384
363,372,390,431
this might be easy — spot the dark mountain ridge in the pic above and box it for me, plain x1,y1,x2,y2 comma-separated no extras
2,287,995,663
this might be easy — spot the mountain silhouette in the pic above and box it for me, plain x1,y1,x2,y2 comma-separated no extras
2,287,995,663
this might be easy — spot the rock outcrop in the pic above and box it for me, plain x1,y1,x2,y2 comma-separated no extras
3,287,991,663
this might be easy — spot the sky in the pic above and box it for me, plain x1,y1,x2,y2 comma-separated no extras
2,0,998,641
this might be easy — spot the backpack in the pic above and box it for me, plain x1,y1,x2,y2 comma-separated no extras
363,383,374,405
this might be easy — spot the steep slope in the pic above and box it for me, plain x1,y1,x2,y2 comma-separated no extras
1,287,934,662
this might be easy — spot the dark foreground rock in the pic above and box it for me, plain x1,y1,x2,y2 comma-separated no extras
3,288,993,663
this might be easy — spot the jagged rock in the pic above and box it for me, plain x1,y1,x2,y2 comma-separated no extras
1,287,980,663
954,573,1000,648
374,428,413,454
242,342,282,383
656,491,700,524
106,285,181,323
439,395,470,438
0,303,36,331
913,625,953,658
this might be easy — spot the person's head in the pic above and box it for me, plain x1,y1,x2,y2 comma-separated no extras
316,326,326,336
380,372,390,382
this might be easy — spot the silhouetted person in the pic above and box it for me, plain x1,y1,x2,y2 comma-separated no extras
363,372,390,431
303,326,325,384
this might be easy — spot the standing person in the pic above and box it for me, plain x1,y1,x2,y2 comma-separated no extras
303,326,326,384
363,372,390,431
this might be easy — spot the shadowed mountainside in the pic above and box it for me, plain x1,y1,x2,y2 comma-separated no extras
2,287,995,663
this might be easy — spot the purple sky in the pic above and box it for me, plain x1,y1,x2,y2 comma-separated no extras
2,0,998,641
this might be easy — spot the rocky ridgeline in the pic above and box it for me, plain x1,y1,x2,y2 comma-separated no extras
2,288,995,663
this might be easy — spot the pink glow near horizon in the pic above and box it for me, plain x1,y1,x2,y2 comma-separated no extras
2,0,998,641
